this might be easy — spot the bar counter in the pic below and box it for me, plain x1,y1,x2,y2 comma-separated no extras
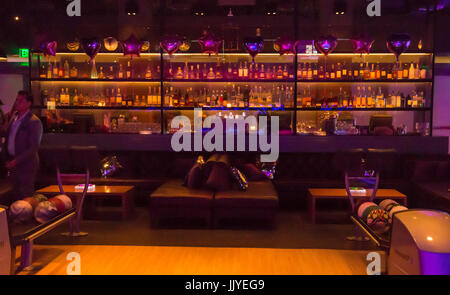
41,133,449,154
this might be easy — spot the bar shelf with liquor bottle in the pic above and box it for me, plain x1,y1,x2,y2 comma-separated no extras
29,49,433,135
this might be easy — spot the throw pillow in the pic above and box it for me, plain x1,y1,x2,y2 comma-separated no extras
205,162,231,191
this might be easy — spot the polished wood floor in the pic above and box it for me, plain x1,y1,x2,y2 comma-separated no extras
17,245,385,275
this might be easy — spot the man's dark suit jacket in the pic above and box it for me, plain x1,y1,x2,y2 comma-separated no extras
4,111,43,199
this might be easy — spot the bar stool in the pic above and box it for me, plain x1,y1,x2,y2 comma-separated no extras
58,146,99,237
343,150,380,241
58,168,89,237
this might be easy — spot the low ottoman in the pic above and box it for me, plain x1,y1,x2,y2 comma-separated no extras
149,179,214,227
214,180,279,227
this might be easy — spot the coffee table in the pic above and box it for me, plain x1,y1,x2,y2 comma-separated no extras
307,188,407,224
37,185,135,221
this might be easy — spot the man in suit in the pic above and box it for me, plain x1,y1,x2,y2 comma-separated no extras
3,91,43,200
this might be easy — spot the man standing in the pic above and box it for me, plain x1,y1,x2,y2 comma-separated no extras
4,91,43,200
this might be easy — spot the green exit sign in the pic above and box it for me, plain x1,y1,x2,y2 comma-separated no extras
19,48,29,58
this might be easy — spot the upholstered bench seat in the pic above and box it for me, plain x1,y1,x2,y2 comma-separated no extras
149,179,214,227
213,181,279,227
215,181,279,208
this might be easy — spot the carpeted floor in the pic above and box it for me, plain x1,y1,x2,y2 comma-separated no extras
34,206,378,251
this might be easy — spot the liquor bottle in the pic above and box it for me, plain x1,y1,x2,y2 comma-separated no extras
420,65,427,79
47,62,52,79
408,63,415,80
318,65,324,80
126,61,132,79
353,63,359,80
414,63,420,79
359,63,364,79
116,88,122,105
266,65,272,79
64,88,71,105
387,64,393,80
183,62,189,79
107,65,114,80
403,63,408,80
232,64,238,78
40,65,46,78
207,67,215,79
411,90,418,108
53,60,59,78
364,62,370,80
168,64,174,78
336,63,342,79
189,65,195,79
297,63,303,79
98,66,105,79
58,61,64,78
238,62,243,78
397,64,403,80
419,91,425,107
366,86,373,107
147,86,154,106
330,64,336,79
257,64,264,79
301,63,307,79
90,62,98,79
396,91,402,108
73,89,79,106
243,61,249,78
381,64,387,79
64,60,70,79
355,86,362,107
342,63,347,79
307,63,313,80
175,67,183,79
370,64,376,80
297,88,306,108
202,64,207,79
157,86,161,106
226,63,232,79
196,64,201,79
376,87,384,108
145,63,152,79
276,66,283,79
243,86,250,108
118,64,124,79
215,64,223,79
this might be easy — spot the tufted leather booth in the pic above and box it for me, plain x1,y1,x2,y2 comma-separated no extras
36,146,450,213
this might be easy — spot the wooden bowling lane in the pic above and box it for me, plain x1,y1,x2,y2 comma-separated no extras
16,245,386,275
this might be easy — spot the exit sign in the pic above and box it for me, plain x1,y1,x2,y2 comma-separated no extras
19,48,29,58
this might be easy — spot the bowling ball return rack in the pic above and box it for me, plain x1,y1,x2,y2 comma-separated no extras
350,214,391,249
7,208,75,273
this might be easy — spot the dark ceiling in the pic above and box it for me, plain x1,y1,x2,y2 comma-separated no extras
0,0,448,54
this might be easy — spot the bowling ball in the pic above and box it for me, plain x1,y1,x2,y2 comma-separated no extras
9,200,33,224
379,199,399,212
357,202,377,218
366,207,391,234
389,205,408,218
54,194,72,210
33,193,48,203
23,197,39,210
49,197,66,213
34,201,59,224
